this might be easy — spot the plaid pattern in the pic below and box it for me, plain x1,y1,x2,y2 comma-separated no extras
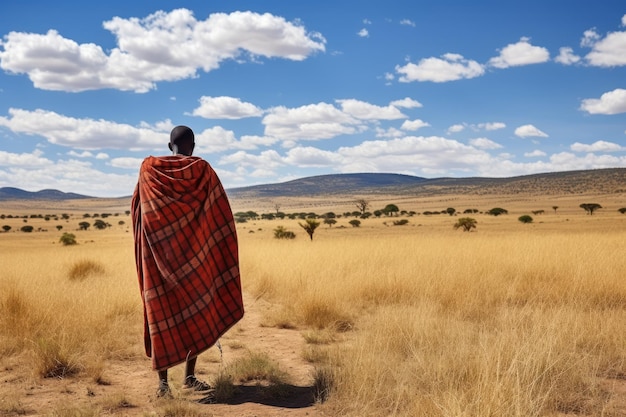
131,156,244,371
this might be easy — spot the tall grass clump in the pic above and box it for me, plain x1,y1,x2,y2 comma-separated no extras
68,259,105,281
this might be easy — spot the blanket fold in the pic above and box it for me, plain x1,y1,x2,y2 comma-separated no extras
131,156,244,370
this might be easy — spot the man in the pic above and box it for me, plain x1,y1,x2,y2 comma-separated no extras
131,125,244,397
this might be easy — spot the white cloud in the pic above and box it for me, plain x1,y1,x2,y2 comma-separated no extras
524,150,547,157
555,47,581,65
358,28,369,38
337,99,407,120
363,19,372,25
191,96,263,119
583,25,626,67
375,127,405,138
447,124,465,134
401,119,430,131
109,157,144,169
477,122,506,131
489,37,550,68
469,138,502,149
390,97,423,108
400,19,416,27
396,53,485,82
570,140,623,153
262,102,361,141
579,88,626,115
514,124,548,138
67,150,95,158
0,108,167,150
0,9,326,92
285,146,342,167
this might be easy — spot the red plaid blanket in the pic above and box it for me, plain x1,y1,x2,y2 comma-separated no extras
131,156,244,371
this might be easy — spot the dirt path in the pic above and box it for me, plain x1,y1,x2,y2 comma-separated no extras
1,294,328,416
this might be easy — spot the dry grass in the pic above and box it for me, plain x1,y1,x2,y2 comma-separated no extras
1,198,626,416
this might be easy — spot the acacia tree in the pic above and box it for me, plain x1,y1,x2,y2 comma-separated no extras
580,203,602,215
355,199,369,215
552,206,559,214
382,204,399,216
299,219,320,241
487,207,508,216
453,217,477,232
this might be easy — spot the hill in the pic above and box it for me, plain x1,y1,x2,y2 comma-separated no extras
228,168,626,199
0,187,92,201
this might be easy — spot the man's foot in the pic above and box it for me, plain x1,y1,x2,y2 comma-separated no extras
183,375,211,392
156,379,172,398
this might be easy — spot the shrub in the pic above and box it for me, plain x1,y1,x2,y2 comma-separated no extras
349,220,361,228
20,225,34,233
68,259,105,281
487,207,508,216
618,208,626,214
2,225,10,232
393,219,409,226
453,217,477,232
518,215,533,224
273,226,296,239
59,233,78,246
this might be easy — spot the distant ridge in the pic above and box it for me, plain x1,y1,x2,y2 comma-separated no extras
228,173,427,197
1,168,625,201
0,187,92,201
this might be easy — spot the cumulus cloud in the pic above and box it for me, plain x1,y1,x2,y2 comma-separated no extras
396,53,485,82
357,28,369,38
555,47,581,65
400,19,416,27
579,88,626,114
191,96,263,119
524,150,547,157
514,124,548,138
401,119,430,131
390,97,423,108
488,37,550,68
337,99,407,120
570,140,623,153
447,124,465,134
0,9,326,92
477,122,506,131
0,108,168,150
582,24,626,67
285,146,343,167
469,138,502,149
109,157,144,169
262,102,361,141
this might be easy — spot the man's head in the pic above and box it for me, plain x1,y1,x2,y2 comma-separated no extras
169,125,195,156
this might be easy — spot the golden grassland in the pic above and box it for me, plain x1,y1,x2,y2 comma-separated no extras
1,193,626,416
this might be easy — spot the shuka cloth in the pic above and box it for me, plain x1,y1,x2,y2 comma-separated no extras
131,156,244,371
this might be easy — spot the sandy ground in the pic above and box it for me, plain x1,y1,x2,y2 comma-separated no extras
0,294,330,416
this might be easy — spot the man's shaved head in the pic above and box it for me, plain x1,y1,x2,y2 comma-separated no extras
169,125,195,156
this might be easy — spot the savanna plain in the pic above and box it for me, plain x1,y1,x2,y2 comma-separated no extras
1,187,626,417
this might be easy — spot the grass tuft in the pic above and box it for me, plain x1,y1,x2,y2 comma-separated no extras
68,259,105,281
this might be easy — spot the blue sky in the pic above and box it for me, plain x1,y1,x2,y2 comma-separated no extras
0,1,625,197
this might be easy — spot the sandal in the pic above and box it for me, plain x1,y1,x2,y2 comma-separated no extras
156,379,173,398
183,375,211,392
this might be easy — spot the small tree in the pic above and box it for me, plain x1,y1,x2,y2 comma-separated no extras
323,218,337,228
59,232,77,246
552,206,559,214
93,219,109,230
453,217,477,232
382,204,399,216
518,215,533,224
487,207,508,216
2,225,11,232
78,221,90,230
355,199,369,215
579,203,602,215
349,219,361,228
446,207,456,216
619,208,626,214
20,225,34,233
299,219,320,241
56,225,63,231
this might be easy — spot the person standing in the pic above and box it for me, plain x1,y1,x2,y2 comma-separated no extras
131,125,244,397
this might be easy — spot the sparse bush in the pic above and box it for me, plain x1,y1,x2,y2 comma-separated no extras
20,225,34,233
78,221,90,230
324,218,337,227
273,226,296,239
68,259,105,281
2,225,10,232
518,215,533,224
618,208,626,214
453,217,477,232
299,219,320,241
349,219,361,227
56,225,63,231
393,219,409,226
487,207,508,216
59,233,77,246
